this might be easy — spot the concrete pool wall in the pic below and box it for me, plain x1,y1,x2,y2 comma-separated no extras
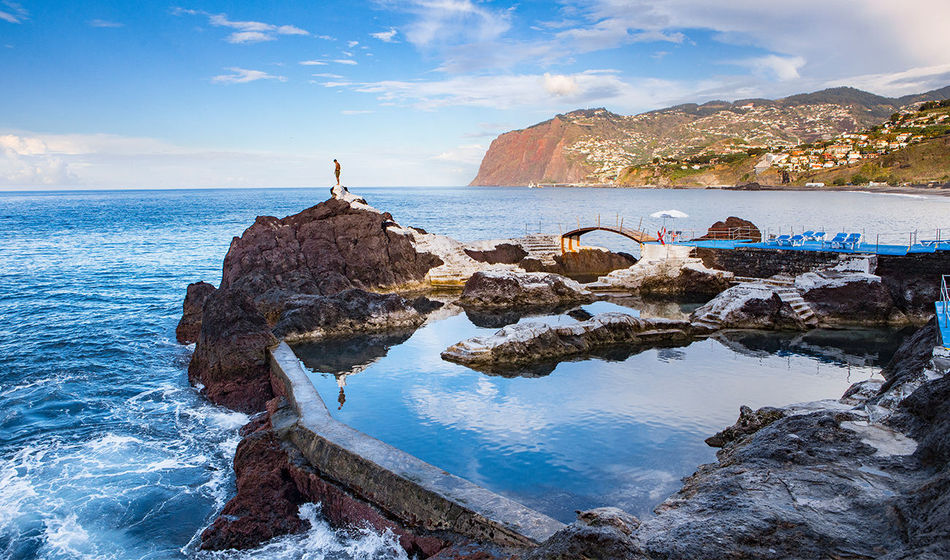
267,341,565,548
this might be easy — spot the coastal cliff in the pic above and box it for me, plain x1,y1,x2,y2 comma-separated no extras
470,85,950,186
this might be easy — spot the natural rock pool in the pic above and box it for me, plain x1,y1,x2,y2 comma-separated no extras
292,300,911,523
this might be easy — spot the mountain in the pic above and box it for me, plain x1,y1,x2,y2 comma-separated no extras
470,86,950,186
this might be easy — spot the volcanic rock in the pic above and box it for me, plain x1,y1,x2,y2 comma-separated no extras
704,405,787,448
176,281,216,344
188,288,278,413
695,216,761,242
219,197,442,301
691,283,805,330
526,508,642,560
592,244,733,296
272,289,426,342
520,248,638,278
442,312,692,370
463,243,528,265
458,271,594,308
796,270,905,326
185,197,449,412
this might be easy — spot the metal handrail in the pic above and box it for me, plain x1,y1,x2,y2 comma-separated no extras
941,275,950,324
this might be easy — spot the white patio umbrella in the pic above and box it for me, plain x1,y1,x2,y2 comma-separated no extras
650,209,689,233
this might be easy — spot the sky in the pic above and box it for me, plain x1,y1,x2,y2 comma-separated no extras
3,0,950,189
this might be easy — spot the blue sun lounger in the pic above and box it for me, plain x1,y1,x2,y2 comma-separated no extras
791,234,805,246
775,234,792,246
844,233,861,250
829,232,848,249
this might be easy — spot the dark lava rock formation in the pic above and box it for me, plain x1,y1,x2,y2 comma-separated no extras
458,271,594,308
184,197,443,413
695,216,762,242
529,320,950,559
175,281,216,344
442,312,693,371
520,248,637,277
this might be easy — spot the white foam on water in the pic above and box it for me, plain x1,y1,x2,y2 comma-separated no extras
847,190,929,199
193,503,408,560
41,513,94,558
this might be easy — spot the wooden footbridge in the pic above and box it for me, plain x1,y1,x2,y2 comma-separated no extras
560,224,657,253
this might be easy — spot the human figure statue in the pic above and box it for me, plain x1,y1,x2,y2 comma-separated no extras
333,159,341,186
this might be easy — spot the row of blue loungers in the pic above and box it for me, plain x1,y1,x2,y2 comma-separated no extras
768,231,861,250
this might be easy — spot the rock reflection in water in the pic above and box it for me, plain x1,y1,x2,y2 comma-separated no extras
292,328,418,409
714,327,916,368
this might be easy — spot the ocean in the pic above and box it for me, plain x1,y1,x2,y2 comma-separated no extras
0,186,947,559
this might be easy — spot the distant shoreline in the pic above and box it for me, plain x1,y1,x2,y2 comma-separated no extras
473,182,950,197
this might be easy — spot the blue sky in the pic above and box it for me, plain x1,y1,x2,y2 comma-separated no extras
3,0,950,189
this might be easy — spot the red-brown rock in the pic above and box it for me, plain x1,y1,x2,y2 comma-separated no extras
696,216,761,242
175,281,216,344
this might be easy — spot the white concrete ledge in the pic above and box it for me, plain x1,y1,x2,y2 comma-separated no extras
269,341,565,547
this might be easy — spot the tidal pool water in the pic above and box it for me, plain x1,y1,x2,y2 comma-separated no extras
295,300,909,523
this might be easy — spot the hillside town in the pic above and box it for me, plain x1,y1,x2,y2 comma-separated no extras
761,102,950,174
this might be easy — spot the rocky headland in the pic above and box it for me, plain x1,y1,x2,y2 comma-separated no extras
178,192,950,558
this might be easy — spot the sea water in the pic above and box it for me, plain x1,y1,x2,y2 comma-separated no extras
0,187,946,559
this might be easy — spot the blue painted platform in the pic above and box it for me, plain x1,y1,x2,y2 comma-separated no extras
938,302,950,349
662,238,950,256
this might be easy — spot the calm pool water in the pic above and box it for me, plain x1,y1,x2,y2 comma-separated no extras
295,301,907,523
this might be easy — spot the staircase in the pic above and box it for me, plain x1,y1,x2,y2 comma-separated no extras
701,274,818,330
774,287,819,327
519,234,560,266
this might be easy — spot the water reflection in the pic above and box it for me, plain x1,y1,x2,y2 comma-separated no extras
290,304,907,523
294,329,417,409
714,327,913,368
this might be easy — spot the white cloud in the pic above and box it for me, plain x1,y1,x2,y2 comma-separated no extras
0,134,78,186
334,59,358,65
89,19,123,28
211,67,286,84
227,31,274,44
401,0,511,47
174,9,310,44
827,63,950,98
299,60,327,66
0,0,27,24
313,73,344,79
733,54,806,81
543,73,579,97
347,40,359,48
433,143,485,165
371,28,398,42
349,70,681,111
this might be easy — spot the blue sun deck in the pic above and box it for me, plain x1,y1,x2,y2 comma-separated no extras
939,302,950,350
660,238,950,256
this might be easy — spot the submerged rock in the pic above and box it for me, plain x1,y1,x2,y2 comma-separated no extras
442,312,692,370
526,508,641,560
458,271,594,308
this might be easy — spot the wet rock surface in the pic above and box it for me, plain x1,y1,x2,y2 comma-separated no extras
175,281,216,344
272,289,426,342
691,284,805,330
458,271,594,308
202,401,456,556
593,246,733,296
442,312,692,371
529,320,950,560
797,270,905,326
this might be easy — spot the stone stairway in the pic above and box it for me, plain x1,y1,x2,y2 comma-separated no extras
774,287,819,327
519,234,561,266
